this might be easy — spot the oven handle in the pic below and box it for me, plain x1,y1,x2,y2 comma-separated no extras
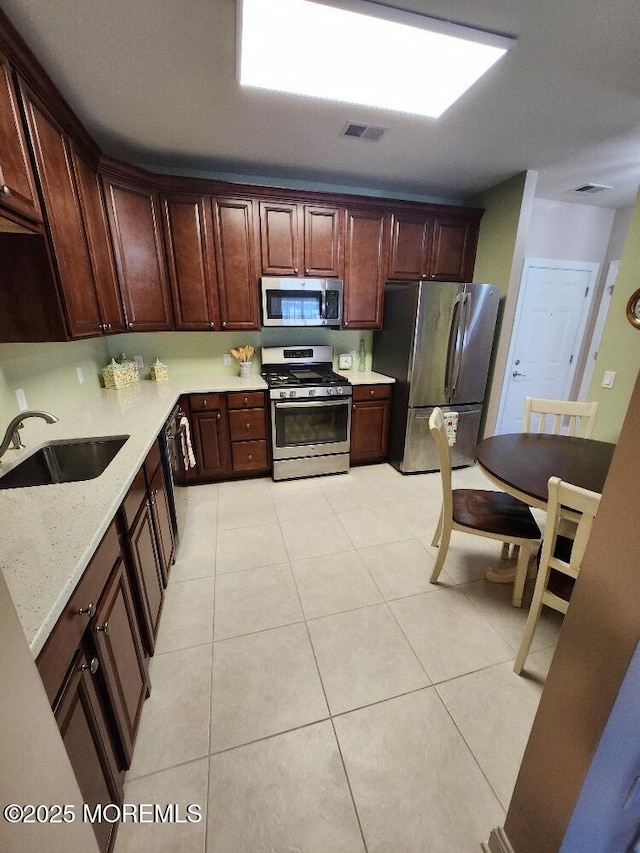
273,398,350,410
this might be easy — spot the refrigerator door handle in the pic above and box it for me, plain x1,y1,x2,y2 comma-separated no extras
445,292,464,399
451,291,471,397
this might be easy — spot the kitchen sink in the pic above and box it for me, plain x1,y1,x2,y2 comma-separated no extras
0,435,129,490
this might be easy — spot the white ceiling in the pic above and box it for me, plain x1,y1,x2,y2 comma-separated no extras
2,0,640,208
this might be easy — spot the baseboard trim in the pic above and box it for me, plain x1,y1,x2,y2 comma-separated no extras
481,826,516,853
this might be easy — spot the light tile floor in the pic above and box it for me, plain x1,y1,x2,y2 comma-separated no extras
114,464,562,853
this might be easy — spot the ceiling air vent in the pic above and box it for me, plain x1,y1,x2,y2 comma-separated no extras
342,122,389,142
571,183,613,194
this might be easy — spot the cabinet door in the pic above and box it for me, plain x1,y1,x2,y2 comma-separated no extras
259,201,301,276
162,193,220,330
148,462,175,584
212,197,260,330
103,177,174,331
20,86,103,338
304,205,342,277
350,399,390,463
54,648,123,853
93,557,150,768
192,408,230,479
430,217,477,281
388,212,433,280
0,51,41,222
343,208,389,329
71,150,126,333
127,501,164,655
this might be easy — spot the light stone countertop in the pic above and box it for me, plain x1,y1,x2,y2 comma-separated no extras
336,369,395,384
0,368,394,656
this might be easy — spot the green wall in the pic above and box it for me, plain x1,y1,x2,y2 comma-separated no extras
587,189,640,442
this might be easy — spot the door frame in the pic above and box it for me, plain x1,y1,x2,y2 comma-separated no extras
496,257,599,434
577,260,618,401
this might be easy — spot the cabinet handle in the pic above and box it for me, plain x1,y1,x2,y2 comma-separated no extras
247,453,253,460
216,412,221,420
1,185,10,196
222,321,227,328
99,323,105,332
243,396,249,404
203,399,208,407
245,422,251,430
107,323,112,330
305,268,310,275
81,657,100,675
209,321,215,328
293,268,298,274
127,321,134,329
78,602,96,619
344,320,349,327
96,621,110,635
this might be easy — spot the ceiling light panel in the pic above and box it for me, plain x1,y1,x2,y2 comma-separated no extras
238,0,515,118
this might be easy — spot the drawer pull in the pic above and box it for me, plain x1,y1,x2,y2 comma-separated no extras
2,184,11,196
244,397,249,404
203,399,208,407
370,389,375,395
96,621,110,635
81,657,100,675
248,453,253,460
246,422,251,430
217,412,221,420
78,602,96,619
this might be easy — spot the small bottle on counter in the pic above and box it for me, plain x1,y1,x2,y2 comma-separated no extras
358,338,366,372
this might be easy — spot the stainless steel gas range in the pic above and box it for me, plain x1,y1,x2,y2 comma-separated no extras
262,345,352,481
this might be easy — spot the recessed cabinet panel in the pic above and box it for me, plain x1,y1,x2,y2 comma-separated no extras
212,197,260,330
0,51,41,222
388,213,433,280
431,218,474,281
304,205,342,277
351,385,391,464
162,194,219,330
128,502,164,653
192,409,230,477
259,202,300,275
21,90,102,338
103,178,173,331
148,462,175,584
343,208,389,329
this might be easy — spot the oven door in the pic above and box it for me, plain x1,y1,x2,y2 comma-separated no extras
271,398,351,460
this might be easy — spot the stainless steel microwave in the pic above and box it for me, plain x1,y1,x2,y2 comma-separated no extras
261,277,343,327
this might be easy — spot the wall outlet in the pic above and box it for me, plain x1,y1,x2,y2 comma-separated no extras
223,353,231,366
134,355,144,370
15,388,28,411
602,370,616,389
76,366,85,385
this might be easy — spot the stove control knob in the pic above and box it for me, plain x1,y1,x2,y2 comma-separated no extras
309,389,316,397
337,387,343,395
327,387,335,396
289,390,296,398
279,391,287,398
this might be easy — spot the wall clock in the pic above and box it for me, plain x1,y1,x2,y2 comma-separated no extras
626,288,640,329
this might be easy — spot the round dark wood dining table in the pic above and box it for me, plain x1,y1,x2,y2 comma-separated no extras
475,433,616,509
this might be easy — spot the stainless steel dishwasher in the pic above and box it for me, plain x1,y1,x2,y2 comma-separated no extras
159,404,189,544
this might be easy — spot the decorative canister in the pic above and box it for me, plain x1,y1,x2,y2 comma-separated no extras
102,358,131,390
239,361,253,378
150,358,169,382
118,353,140,384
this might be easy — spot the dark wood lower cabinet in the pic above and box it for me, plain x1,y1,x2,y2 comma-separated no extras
125,499,164,655
55,647,124,853
148,461,175,584
350,384,392,464
191,405,230,479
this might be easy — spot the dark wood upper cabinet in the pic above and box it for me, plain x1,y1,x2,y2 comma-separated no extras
0,49,41,223
162,193,219,330
343,208,389,329
430,216,478,281
71,150,126,333
388,211,433,280
259,201,342,278
102,173,174,331
212,197,260,330
20,84,103,338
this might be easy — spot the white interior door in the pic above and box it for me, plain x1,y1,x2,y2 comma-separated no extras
496,258,598,434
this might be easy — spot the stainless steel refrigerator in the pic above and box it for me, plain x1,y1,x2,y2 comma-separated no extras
372,281,500,472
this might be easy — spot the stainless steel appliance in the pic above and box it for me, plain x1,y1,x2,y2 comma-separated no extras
262,345,352,480
159,404,189,541
372,281,500,472
261,277,343,327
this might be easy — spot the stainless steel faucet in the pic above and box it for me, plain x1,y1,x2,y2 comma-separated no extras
0,411,59,461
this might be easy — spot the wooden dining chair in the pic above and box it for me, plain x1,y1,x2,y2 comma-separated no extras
428,408,541,606
523,397,599,437
513,476,601,675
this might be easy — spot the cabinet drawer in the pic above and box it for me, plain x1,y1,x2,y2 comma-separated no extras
191,393,224,411
352,384,392,402
228,408,267,441
228,391,265,410
121,467,147,530
231,440,268,472
37,521,121,706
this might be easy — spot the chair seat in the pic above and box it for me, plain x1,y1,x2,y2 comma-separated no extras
452,489,541,539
